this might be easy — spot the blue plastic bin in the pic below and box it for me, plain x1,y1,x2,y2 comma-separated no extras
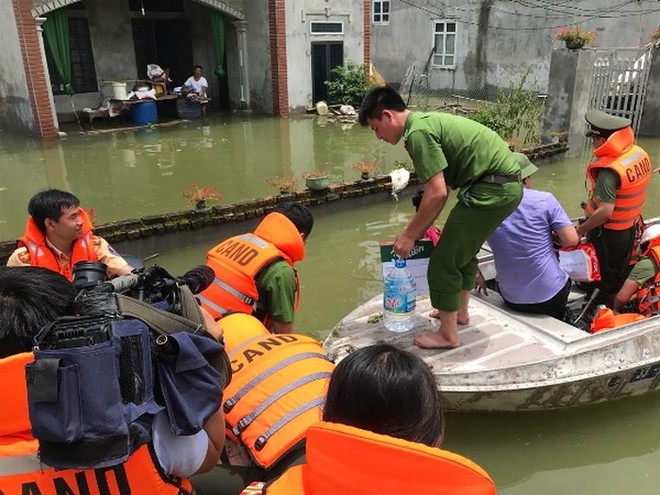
131,100,158,125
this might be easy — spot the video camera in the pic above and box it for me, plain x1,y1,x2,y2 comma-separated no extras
71,261,215,318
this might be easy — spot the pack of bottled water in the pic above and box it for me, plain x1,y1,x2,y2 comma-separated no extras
383,257,417,332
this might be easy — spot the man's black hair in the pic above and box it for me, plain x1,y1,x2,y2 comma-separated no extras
194,65,203,71
28,189,80,233
358,86,407,127
274,202,314,238
0,267,76,358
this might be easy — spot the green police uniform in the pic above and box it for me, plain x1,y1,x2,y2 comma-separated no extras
404,112,523,312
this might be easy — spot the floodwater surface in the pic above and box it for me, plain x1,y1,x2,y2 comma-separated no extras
2,117,660,494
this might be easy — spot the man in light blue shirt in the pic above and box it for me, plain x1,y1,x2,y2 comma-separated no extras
478,153,579,319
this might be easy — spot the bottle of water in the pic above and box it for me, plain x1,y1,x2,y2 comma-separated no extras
383,258,417,332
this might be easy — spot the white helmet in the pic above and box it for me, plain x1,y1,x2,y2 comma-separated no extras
641,225,660,245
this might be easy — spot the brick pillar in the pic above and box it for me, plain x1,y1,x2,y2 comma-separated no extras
269,0,289,117
13,0,58,140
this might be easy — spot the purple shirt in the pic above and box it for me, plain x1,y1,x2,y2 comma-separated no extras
487,189,572,304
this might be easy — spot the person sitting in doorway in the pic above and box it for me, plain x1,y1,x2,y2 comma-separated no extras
147,63,173,94
613,225,660,316
7,189,133,281
477,153,579,319
184,65,209,116
264,344,496,494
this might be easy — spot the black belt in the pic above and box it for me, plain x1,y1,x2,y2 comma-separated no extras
476,173,521,184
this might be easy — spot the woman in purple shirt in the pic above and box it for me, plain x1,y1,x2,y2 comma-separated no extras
478,153,579,319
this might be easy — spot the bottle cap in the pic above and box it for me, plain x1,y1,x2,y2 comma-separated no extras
394,257,406,268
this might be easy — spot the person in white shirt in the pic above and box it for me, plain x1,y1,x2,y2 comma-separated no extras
183,65,209,116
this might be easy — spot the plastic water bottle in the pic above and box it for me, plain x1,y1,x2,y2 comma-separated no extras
383,258,417,332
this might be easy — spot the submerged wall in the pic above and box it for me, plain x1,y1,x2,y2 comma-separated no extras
0,140,567,263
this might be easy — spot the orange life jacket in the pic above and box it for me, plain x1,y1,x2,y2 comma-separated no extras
264,421,496,495
0,352,192,495
636,241,660,316
198,212,304,324
17,208,98,281
221,314,333,469
589,307,646,333
585,127,651,231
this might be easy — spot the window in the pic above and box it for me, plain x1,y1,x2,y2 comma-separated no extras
310,22,343,35
373,1,390,24
432,21,457,68
46,17,98,94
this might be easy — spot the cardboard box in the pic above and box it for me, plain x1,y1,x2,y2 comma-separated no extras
380,239,434,296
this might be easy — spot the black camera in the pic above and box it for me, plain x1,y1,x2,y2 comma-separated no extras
72,261,214,318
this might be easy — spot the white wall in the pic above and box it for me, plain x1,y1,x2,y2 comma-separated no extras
0,2,33,133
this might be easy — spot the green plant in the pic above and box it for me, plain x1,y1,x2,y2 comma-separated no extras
264,176,298,194
182,183,223,208
352,160,381,176
392,160,414,172
468,70,545,146
652,27,660,42
324,60,370,106
554,25,597,46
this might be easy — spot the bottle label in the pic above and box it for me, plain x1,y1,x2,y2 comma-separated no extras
384,281,416,313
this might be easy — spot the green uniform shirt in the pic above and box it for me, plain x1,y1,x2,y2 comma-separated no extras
593,169,618,204
255,260,296,324
403,112,521,207
628,256,657,286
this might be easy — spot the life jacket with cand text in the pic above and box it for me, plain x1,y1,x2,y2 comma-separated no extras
17,208,97,281
636,239,660,317
0,352,193,495
198,212,304,325
585,126,651,231
264,421,497,495
221,314,333,469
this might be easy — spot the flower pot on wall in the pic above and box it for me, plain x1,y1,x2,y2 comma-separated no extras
565,39,585,50
305,176,330,190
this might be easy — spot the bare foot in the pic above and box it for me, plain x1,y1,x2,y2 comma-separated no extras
430,309,469,325
457,311,470,325
414,332,461,349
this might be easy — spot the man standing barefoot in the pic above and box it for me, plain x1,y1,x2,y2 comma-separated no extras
359,87,522,349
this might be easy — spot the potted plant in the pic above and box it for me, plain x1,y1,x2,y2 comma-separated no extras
352,160,381,180
554,25,597,50
302,170,331,191
264,176,298,195
182,183,223,210
652,26,660,43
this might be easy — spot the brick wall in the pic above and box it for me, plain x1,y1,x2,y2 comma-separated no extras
268,0,289,117
13,0,58,140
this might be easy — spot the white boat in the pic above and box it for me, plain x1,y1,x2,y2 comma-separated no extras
324,239,660,413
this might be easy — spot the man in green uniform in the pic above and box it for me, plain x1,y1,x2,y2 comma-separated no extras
359,86,522,349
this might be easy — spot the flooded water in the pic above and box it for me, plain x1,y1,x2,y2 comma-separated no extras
2,117,660,494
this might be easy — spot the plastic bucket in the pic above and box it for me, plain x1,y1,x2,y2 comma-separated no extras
131,100,158,125
176,98,201,120
111,82,127,100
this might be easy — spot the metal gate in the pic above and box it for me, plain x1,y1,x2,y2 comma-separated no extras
588,46,654,135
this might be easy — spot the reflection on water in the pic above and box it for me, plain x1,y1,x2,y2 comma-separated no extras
2,119,660,494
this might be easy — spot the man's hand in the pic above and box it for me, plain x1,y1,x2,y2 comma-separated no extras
475,271,488,295
393,232,416,259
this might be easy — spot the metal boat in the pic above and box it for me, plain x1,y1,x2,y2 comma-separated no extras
323,245,660,412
